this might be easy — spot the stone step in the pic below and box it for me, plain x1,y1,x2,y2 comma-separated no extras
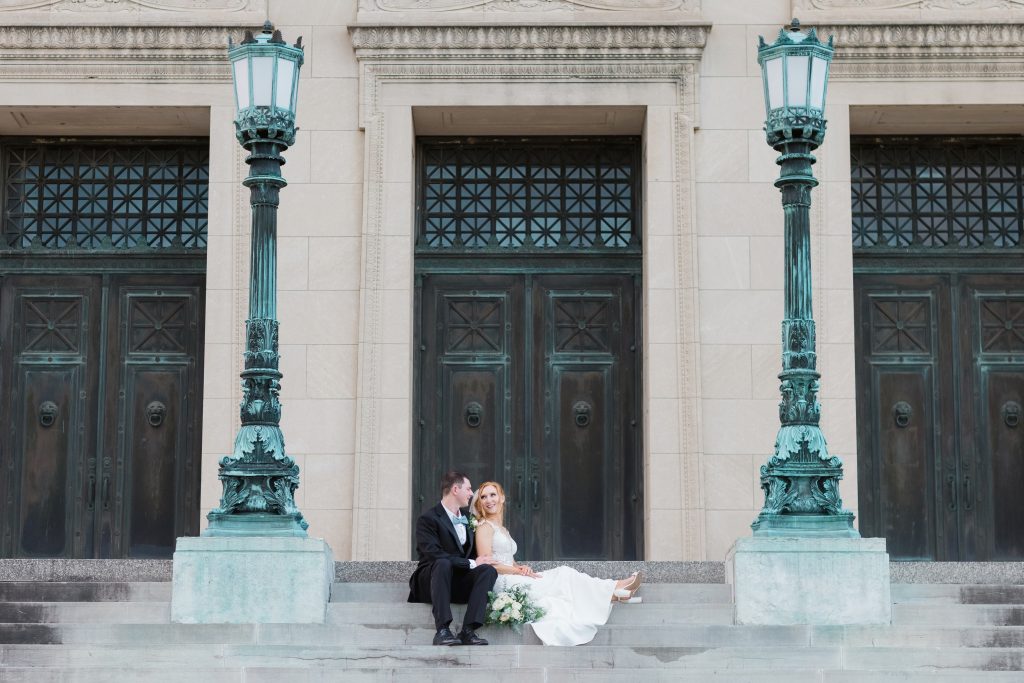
331,581,733,603
0,602,170,624
2,580,1023,606
15,666,1024,683
891,584,1024,605
893,604,1024,626
0,582,170,603
2,644,1024,672
325,601,733,626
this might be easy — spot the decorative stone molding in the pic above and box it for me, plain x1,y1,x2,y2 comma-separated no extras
362,0,696,11
349,24,708,56
0,25,246,80
816,23,1024,80
797,0,1024,11
350,24,708,560
0,0,266,25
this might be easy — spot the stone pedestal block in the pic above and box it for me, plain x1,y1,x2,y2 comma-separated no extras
726,536,891,625
171,536,334,624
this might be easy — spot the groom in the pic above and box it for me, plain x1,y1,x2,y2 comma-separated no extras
409,470,498,646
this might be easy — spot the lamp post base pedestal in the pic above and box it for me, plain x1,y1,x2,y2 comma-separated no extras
171,535,334,624
726,536,891,625
204,511,308,537
752,512,859,537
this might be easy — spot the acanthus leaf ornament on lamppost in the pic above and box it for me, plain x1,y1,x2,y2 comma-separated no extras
753,19,857,537
205,21,308,537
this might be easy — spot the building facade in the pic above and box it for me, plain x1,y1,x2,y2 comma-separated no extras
1,0,1022,563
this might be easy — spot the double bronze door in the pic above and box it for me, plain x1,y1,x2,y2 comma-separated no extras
415,271,642,560
0,273,204,558
855,271,1024,560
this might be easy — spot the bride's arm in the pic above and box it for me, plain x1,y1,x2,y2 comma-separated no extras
474,524,528,576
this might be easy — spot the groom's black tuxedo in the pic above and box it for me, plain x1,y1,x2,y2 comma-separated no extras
409,503,497,631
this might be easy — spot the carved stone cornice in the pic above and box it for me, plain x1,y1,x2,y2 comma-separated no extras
349,23,709,58
811,23,1024,80
0,25,241,80
0,0,266,26
820,23,1024,49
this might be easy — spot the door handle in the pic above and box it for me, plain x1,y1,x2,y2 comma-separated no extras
87,474,96,510
531,476,540,510
947,474,957,511
517,475,524,508
963,476,974,511
101,476,110,510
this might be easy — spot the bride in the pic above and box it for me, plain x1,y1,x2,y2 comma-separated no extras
471,481,641,646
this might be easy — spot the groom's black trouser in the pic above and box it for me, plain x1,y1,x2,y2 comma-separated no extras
417,558,497,631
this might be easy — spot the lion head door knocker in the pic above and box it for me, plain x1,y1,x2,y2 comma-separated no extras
1003,401,1021,429
573,401,592,428
465,402,483,429
38,401,59,428
146,401,167,428
892,401,912,429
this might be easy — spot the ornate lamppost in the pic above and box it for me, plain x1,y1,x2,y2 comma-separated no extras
752,20,857,537
205,22,308,537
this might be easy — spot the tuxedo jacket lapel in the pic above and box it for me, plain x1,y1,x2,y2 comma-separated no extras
435,503,462,551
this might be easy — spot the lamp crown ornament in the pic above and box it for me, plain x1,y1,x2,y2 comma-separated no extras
757,18,834,148
228,21,304,147
752,19,857,537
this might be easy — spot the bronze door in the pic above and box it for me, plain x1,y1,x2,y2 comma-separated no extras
0,273,205,558
855,272,1024,560
415,272,642,560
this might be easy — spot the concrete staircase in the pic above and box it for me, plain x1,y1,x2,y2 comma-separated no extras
3,563,1024,681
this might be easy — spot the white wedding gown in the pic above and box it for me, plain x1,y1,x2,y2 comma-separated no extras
486,521,616,646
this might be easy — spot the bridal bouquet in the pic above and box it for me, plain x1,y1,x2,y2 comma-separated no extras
485,584,545,632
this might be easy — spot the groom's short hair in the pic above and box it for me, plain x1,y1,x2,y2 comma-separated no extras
440,470,469,497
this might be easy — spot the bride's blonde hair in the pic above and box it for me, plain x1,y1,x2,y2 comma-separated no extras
471,481,506,522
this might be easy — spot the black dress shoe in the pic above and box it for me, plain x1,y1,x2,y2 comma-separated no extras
433,627,461,646
458,628,488,646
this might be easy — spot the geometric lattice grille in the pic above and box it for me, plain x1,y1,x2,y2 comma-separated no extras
418,138,640,253
851,137,1024,251
3,142,208,251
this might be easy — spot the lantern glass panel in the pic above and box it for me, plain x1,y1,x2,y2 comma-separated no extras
786,55,809,108
251,56,274,107
765,57,784,111
275,59,296,112
232,58,250,111
810,56,828,110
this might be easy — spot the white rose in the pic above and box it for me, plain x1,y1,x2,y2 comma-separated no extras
499,613,510,622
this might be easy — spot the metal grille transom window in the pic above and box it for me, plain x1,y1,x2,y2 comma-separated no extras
3,141,209,251
417,138,641,254
851,136,1024,251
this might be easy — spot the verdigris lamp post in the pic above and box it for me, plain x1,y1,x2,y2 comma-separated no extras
205,22,308,536
726,20,890,626
171,23,333,625
753,19,856,537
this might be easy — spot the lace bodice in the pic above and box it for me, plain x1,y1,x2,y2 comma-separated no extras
482,520,517,565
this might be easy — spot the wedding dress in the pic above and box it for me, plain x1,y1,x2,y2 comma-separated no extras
485,520,616,646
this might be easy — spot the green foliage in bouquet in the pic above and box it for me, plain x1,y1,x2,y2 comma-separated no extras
485,584,545,633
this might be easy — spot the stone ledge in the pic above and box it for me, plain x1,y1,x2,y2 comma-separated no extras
3,559,1024,584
